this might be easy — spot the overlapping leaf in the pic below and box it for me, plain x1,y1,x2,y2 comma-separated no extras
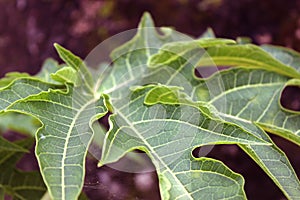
0,112,40,137
148,37,300,143
92,13,300,200
99,13,194,98
194,69,300,199
35,59,61,83
261,44,300,72
100,85,268,199
199,44,300,78
146,37,300,198
1,12,300,200
0,46,108,199
0,138,46,200
193,69,300,141
0,137,28,153
96,13,267,199
0,61,63,157
143,81,300,199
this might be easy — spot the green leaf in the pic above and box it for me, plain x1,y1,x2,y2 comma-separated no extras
35,58,62,84
148,38,236,69
144,37,300,199
198,44,300,78
195,44,300,78
0,72,30,89
99,12,192,97
144,85,185,105
161,157,247,200
261,44,300,72
193,68,300,199
98,13,300,199
144,82,300,199
0,44,108,199
146,40,300,143
0,136,28,152
0,112,40,136
236,37,252,44
194,68,300,144
0,78,60,112
0,138,46,200
9,91,101,200
54,43,94,91
51,67,79,86
209,106,300,199
99,85,268,199
2,12,300,200
97,14,271,199
239,142,300,199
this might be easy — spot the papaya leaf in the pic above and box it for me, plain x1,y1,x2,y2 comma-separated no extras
35,58,62,84
0,136,28,152
100,13,234,102
96,14,264,199
0,138,46,200
0,72,30,89
99,85,268,199
51,66,79,86
144,83,300,199
200,44,300,78
147,38,300,142
150,41,300,78
96,13,300,199
147,42,300,198
0,112,40,136
261,44,300,72
0,78,61,112
99,12,193,97
0,45,108,199
1,12,300,200
193,68,300,145
149,40,300,78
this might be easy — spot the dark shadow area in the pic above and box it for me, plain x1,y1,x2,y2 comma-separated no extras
1,0,300,76
84,155,161,200
281,86,300,112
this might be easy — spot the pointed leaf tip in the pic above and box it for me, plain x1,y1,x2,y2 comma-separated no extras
54,43,82,70
53,42,59,48
97,162,104,168
139,12,155,28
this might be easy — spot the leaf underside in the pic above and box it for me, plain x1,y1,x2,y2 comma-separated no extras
0,12,299,200
0,138,46,200
99,13,300,200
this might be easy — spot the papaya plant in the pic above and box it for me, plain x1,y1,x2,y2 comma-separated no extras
0,12,299,199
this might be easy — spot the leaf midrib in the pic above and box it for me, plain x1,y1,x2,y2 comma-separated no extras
132,119,264,144
109,105,265,199
113,108,194,200
61,97,96,200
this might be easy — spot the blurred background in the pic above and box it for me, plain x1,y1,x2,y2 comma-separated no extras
1,0,300,199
